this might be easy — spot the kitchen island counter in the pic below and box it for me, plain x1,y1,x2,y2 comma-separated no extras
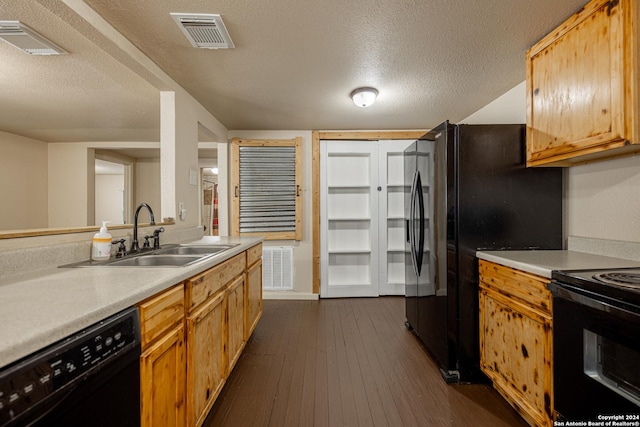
476,249,640,279
0,236,263,368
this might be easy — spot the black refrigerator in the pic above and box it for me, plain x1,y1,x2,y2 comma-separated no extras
404,121,563,383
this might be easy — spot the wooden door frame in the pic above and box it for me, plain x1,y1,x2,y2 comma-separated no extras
312,131,427,294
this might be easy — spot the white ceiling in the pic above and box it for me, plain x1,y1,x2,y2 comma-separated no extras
0,0,587,144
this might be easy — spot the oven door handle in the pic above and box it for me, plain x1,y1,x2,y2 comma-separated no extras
550,281,640,324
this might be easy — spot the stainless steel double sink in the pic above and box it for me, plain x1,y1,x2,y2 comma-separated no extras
66,243,238,268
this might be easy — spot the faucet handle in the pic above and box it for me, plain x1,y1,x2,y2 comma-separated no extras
143,235,151,249
152,227,165,250
111,239,127,258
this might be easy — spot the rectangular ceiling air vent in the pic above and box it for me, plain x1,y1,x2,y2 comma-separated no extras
0,21,67,55
170,13,235,49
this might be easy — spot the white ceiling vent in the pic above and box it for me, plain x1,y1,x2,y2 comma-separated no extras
0,21,67,55
170,13,235,49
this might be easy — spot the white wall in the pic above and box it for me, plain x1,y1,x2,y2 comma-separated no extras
174,90,200,228
462,82,526,124
566,155,640,242
135,158,161,214
48,143,93,227
227,130,314,296
161,90,227,228
0,132,49,230
462,81,640,244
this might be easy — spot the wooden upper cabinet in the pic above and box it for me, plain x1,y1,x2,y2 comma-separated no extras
526,0,640,166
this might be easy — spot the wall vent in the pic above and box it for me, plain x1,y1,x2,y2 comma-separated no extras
170,13,235,49
262,247,294,291
0,21,67,55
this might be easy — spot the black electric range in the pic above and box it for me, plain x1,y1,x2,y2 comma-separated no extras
551,267,640,312
549,267,640,420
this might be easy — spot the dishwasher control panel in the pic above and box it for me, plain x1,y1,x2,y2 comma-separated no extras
0,307,140,427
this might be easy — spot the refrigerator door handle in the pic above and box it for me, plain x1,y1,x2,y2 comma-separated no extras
415,172,425,276
409,171,420,278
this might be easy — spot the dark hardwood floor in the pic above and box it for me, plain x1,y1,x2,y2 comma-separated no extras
204,297,527,427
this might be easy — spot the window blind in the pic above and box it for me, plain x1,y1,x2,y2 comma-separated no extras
238,146,297,233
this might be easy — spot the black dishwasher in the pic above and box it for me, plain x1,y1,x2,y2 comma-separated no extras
0,306,141,427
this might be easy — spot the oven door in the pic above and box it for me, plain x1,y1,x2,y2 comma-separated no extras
551,282,640,420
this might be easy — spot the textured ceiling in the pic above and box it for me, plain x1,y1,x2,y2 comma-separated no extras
0,0,587,143
0,0,161,142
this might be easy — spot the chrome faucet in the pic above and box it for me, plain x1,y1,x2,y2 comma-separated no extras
130,203,155,253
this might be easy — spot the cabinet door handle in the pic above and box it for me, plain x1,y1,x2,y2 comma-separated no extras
235,186,239,197
296,185,301,197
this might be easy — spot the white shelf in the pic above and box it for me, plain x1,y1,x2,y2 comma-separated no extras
328,252,371,285
327,184,371,189
327,153,372,187
325,281,373,287
327,189,371,219
387,247,406,253
327,216,371,221
328,249,372,254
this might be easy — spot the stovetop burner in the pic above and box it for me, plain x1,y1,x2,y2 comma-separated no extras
551,267,640,310
593,272,640,289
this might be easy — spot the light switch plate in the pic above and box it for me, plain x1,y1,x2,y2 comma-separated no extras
189,169,198,186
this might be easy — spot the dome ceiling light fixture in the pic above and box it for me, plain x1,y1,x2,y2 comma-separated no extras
350,87,379,108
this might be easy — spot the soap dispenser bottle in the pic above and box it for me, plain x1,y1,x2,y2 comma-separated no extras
92,221,112,261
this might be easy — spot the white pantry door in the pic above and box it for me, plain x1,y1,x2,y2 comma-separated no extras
320,141,379,298
377,140,414,295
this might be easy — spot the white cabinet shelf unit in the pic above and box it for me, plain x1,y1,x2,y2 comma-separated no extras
320,139,414,298
379,143,413,294
321,142,378,297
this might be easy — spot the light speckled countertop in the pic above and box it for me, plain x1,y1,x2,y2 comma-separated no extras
0,236,263,368
476,250,640,278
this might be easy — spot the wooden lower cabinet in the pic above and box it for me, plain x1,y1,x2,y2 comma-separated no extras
138,244,263,427
227,275,245,373
479,260,553,427
138,284,187,427
245,257,263,340
186,291,226,427
140,323,187,427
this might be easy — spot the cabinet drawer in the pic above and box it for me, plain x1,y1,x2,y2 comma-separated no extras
138,284,185,350
186,253,246,312
246,243,262,266
479,260,551,314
